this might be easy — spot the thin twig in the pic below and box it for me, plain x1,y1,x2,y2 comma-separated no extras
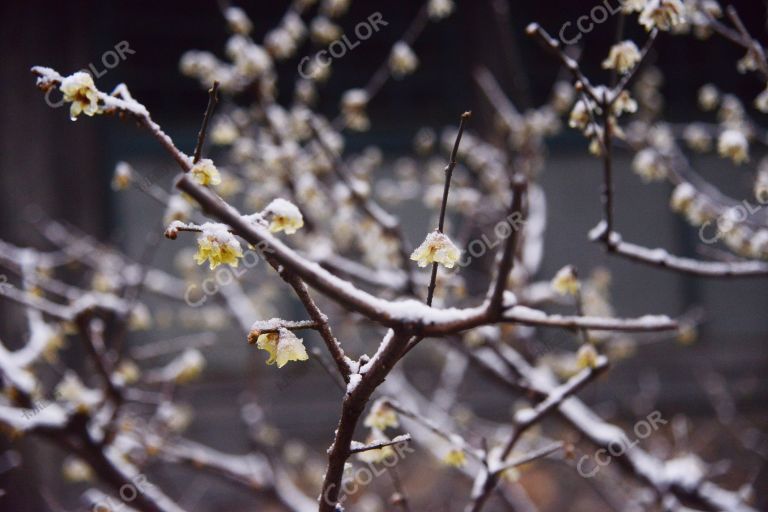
193,81,220,164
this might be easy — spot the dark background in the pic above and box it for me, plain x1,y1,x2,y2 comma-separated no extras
1,1,766,510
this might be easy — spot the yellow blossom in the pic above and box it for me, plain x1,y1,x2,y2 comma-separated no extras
263,198,304,234
114,360,141,385
341,89,370,131
111,161,133,190
129,303,153,331
755,87,768,113
167,349,206,384
190,158,222,186
551,265,580,295
193,223,243,270
717,129,749,165
569,100,591,131
211,117,239,145
602,41,641,74
55,373,101,414
428,0,454,19
410,231,461,269
310,16,342,45
683,124,712,152
224,6,253,35
632,148,668,182
677,324,697,345
698,84,719,111
42,331,65,364
622,0,646,13
443,448,466,468
60,72,101,120
612,90,638,116
670,182,696,213
364,399,399,431
256,328,308,368
576,344,599,370
357,430,396,464
62,457,93,482
389,42,418,78
639,0,685,32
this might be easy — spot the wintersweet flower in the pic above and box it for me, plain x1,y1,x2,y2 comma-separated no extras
356,430,395,464
670,183,696,213
163,194,193,226
263,198,304,234
224,6,253,35
190,158,222,186
364,399,399,431
632,148,668,182
612,90,638,116
62,457,93,482
341,89,370,131
59,71,101,120
165,349,206,384
389,42,418,78
568,99,592,131
576,344,599,370
410,231,461,269
602,41,641,74
551,265,580,295
322,0,350,18
114,360,141,385
698,84,719,111
55,372,102,414
111,161,133,190
194,223,243,270
639,0,685,32
755,87,768,113
677,324,697,345
443,448,466,468
683,124,712,152
211,117,239,145
310,16,342,45
428,0,454,19
717,129,749,165
622,0,646,13
255,328,308,368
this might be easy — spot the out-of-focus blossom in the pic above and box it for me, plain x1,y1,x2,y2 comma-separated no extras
602,41,641,74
